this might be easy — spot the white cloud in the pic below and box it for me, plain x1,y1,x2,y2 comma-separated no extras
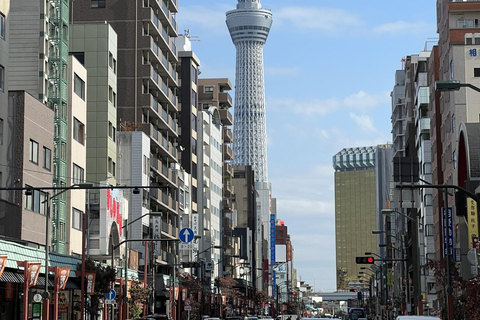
372,21,432,35
267,91,389,116
274,7,366,36
349,113,378,133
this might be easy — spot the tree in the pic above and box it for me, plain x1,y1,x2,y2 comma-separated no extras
129,279,152,319
178,272,202,320
217,276,241,316
426,258,463,320
77,258,116,320
459,275,480,320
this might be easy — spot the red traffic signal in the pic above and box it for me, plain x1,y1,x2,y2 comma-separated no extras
292,291,297,296
355,256,375,264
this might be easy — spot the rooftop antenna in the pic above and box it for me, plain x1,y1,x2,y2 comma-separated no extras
182,29,201,42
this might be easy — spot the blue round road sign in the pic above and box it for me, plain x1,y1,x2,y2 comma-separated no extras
179,228,194,243
105,289,116,300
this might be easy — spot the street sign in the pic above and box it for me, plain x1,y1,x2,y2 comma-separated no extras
205,261,214,271
105,289,116,300
105,300,116,306
179,243,194,250
184,306,192,311
185,299,191,306
179,228,194,243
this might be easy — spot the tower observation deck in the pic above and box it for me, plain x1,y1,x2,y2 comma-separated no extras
226,0,272,183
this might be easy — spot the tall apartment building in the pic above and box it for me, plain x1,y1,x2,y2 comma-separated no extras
0,1,8,194
434,0,480,280
198,78,236,278
333,146,379,290
73,0,181,284
9,0,70,254
389,53,436,315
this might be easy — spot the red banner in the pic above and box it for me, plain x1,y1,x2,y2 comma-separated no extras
86,273,96,295
0,256,7,278
58,268,70,290
27,263,41,287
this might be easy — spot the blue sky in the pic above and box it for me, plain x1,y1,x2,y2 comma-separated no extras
176,0,437,291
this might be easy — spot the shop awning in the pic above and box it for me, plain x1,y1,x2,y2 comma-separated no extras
0,271,22,283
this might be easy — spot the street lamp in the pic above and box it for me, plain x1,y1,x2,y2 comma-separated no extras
435,80,480,93
382,208,423,315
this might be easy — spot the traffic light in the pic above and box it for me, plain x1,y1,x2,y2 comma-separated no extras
355,256,375,264
292,291,297,297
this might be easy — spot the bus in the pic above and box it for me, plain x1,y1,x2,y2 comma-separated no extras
348,307,367,319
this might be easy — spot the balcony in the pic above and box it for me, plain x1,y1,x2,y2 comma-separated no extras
219,92,233,108
142,36,178,86
224,162,234,177
141,7,178,64
223,127,233,143
157,0,178,37
140,94,178,136
140,64,177,110
150,187,178,215
219,109,233,126
141,123,177,162
223,217,234,230
223,198,233,212
224,181,234,196
223,145,233,160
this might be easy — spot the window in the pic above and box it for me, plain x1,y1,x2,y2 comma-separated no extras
113,91,116,107
191,66,197,83
43,147,51,171
191,137,197,155
73,164,84,184
0,65,4,92
0,118,3,145
25,186,48,215
191,113,197,131
0,13,4,40
204,86,214,93
425,224,434,236
91,0,106,8
475,68,480,77
72,208,82,230
427,283,436,294
108,121,116,141
466,37,473,45
424,194,432,206
73,118,85,144
74,73,85,100
29,140,39,164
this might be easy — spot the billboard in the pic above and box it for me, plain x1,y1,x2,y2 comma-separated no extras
99,186,127,255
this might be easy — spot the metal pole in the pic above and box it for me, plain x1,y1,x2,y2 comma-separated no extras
43,192,51,318
143,239,148,316
444,189,454,320
81,208,86,320
124,220,129,319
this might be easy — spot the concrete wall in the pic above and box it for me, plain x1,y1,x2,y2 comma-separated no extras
67,55,87,255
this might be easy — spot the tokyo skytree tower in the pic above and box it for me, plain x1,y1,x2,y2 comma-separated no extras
226,0,272,183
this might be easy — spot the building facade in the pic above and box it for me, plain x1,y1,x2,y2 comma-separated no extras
333,146,379,290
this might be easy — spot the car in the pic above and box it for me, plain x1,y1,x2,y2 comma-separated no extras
395,317,441,320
